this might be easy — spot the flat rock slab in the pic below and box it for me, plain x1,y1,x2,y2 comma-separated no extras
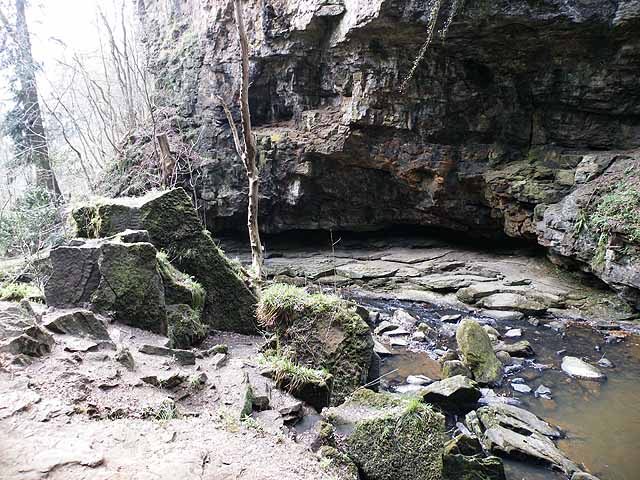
421,375,481,409
139,344,195,365
478,293,547,314
561,356,606,381
335,261,399,279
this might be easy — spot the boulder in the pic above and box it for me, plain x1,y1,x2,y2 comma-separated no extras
323,389,445,480
0,302,54,357
166,304,206,350
420,375,482,410
72,188,257,333
456,319,503,385
442,360,472,379
47,239,167,334
561,356,606,381
444,434,483,456
258,284,374,405
91,241,167,334
493,340,535,358
42,309,110,341
466,404,576,475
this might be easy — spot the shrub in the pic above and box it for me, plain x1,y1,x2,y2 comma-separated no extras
0,187,67,257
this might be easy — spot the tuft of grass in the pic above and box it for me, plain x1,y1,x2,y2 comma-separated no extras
142,399,180,422
0,282,43,302
590,178,640,243
241,416,265,433
261,354,330,392
257,283,309,327
157,251,205,311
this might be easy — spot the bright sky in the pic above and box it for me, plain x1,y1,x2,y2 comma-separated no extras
1,0,119,104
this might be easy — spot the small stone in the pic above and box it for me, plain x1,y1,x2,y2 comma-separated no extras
535,384,552,398
483,325,500,338
390,338,408,348
211,352,227,368
594,322,620,331
511,383,532,394
442,360,472,379
504,328,522,338
384,328,410,337
421,375,481,410
495,351,512,365
392,308,418,326
138,344,195,365
374,321,398,335
411,331,427,342
511,377,525,384
597,357,615,369
440,314,461,323
373,340,393,356
561,356,606,381
493,340,534,358
114,346,135,370
571,472,601,480
406,375,433,386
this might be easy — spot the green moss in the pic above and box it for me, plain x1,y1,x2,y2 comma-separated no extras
258,284,374,405
91,241,167,334
339,391,445,480
262,354,332,391
590,178,640,243
0,282,43,302
167,304,206,349
157,251,205,312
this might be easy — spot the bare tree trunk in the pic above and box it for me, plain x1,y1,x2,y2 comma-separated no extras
156,133,174,187
220,0,264,280
13,0,61,197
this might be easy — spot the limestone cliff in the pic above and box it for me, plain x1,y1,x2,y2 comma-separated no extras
125,0,640,306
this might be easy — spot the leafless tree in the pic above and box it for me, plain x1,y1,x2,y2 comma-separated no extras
0,0,61,197
218,0,264,280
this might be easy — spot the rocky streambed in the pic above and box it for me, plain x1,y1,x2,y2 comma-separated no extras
2,190,639,480
223,232,640,479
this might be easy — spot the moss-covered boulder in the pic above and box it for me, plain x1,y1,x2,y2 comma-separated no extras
323,389,445,480
456,319,503,385
72,188,257,333
91,241,167,334
258,284,374,404
166,304,206,349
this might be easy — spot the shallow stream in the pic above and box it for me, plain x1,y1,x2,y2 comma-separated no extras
359,298,640,480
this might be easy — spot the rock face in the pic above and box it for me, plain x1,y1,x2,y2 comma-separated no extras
258,284,374,404
323,389,445,480
71,188,257,333
0,302,54,358
118,0,640,309
456,319,503,385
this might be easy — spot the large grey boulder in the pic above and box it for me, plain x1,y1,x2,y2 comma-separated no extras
42,309,110,341
456,319,504,385
46,239,167,334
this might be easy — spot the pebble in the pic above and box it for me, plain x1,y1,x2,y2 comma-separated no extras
390,338,408,347
374,321,398,335
511,383,532,394
395,384,424,394
440,314,461,323
504,364,524,375
504,328,522,338
411,331,427,342
384,328,410,337
406,375,433,385
597,357,615,369
511,377,525,384
535,384,552,398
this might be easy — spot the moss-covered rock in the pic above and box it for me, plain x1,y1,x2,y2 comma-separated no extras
323,389,445,480
72,189,257,333
443,454,506,480
456,319,503,385
91,241,167,334
166,304,206,349
258,284,374,405
261,355,333,411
